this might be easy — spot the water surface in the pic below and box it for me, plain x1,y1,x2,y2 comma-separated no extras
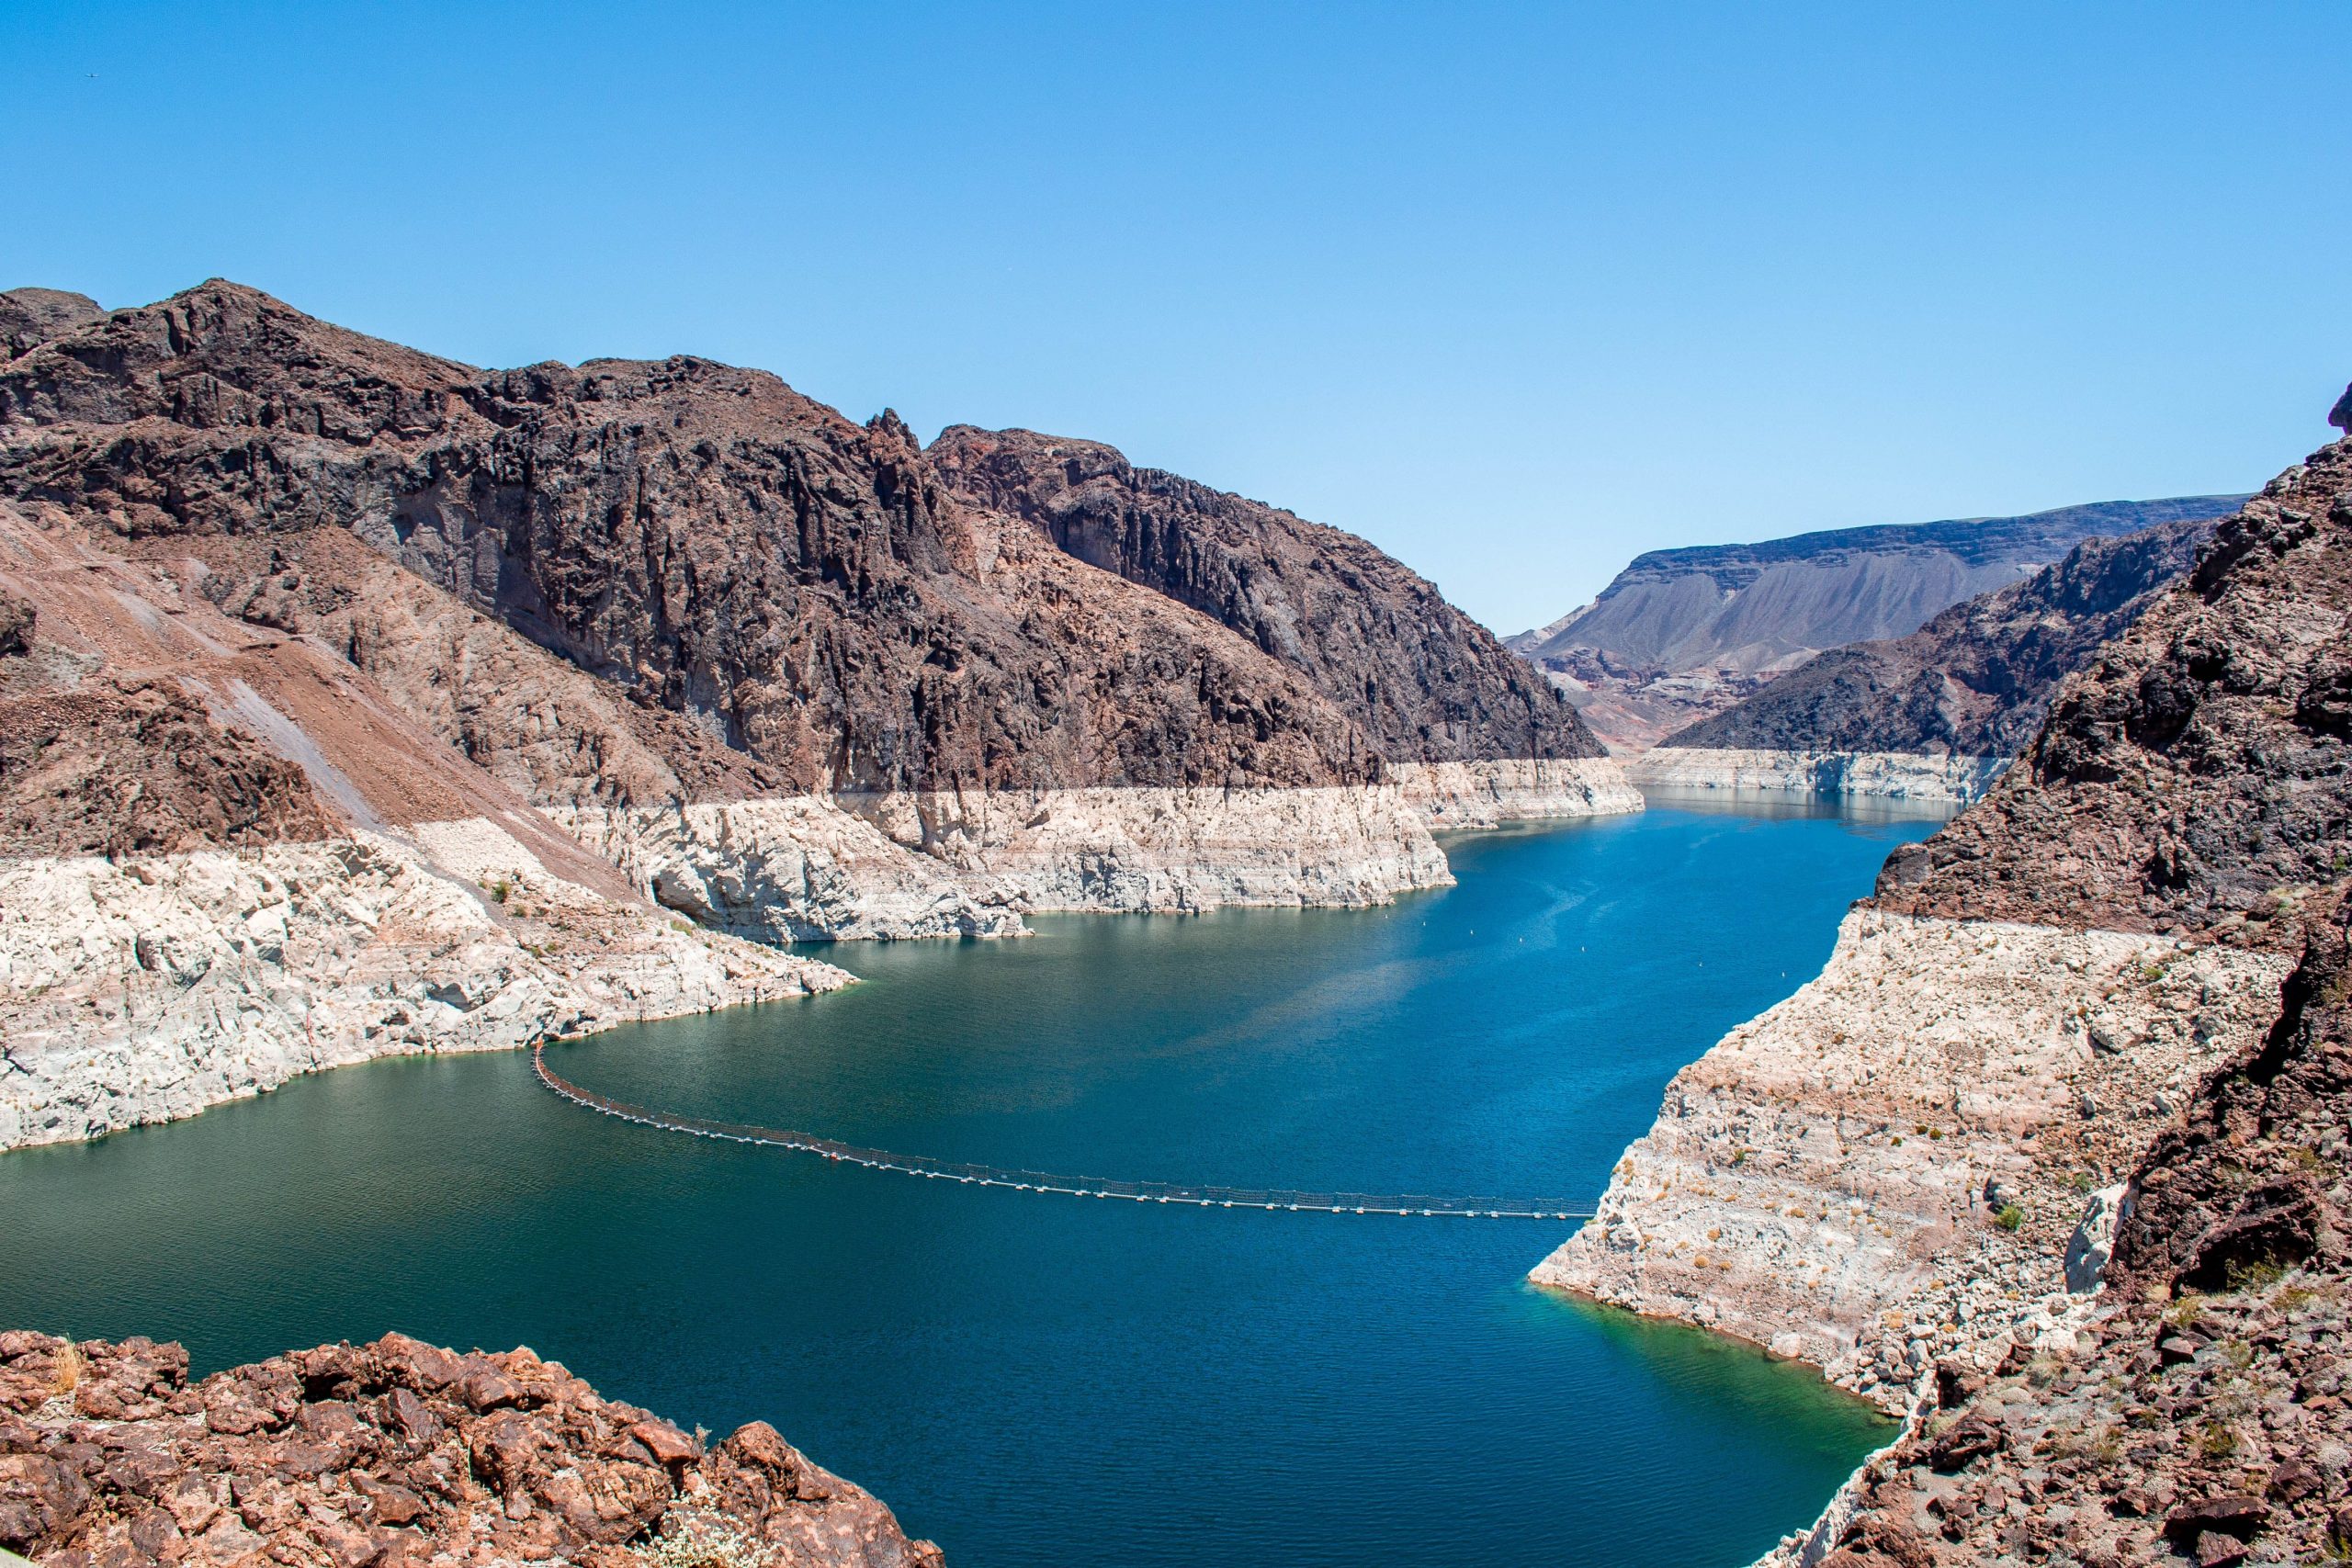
4,797,1940,1567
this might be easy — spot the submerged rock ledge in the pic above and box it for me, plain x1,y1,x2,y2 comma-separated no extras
0,1329,938,1568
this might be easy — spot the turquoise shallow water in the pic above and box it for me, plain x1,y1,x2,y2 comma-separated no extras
2,795,1940,1567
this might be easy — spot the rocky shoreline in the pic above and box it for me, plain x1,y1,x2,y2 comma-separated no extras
0,1329,938,1568
1621,748,2009,806
1534,430,2352,1565
1531,911,2291,1412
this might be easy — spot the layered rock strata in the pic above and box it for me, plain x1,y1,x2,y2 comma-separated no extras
1623,749,2008,806
1648,518,2212,803
1511,498,2244,750
1765,893,2352,1568
1531,911,2290,1409
1532,433,2352,1564
0,1329,937,1568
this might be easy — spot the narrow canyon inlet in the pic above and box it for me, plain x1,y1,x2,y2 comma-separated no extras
2,800,1939,1568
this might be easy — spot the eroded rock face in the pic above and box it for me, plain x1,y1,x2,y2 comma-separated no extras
0,822,848,1149
1622,749,2008,806
1876,441,2352,933
0,282,1595,795
0,1330,939,1568
1767,895,2352,1568
1530,912,2290,1410
1665,517,2213,764
0,682,342,856
927,424,1598,765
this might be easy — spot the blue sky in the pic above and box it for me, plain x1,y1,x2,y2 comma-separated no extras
6,3,2346,633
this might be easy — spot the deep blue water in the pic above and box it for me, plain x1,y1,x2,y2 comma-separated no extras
2,794,1941,1567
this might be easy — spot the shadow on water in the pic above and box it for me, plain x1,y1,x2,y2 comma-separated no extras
1,803,1933,1568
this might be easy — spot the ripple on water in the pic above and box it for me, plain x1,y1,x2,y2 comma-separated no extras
1,802,1937,1568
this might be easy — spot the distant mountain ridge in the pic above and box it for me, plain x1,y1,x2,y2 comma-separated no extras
1508,495,2249,749
1661,514,2215,759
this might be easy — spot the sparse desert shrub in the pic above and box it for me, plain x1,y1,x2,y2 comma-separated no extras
632,1508,771,1568
1995,1203,2026,1232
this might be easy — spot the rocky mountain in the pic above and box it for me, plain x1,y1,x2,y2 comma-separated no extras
0,1328,937,1568
0,279,1636,1149
1509,496,2247,749
1628,514,2214,803
1533,423,2352,1567
928,424,1587,766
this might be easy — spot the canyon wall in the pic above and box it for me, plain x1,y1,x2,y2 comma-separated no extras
1642,517,2213,804
0,282,1634,1149
1532,432,2352,1565
1510,497,2243,750
1623,749,2008,806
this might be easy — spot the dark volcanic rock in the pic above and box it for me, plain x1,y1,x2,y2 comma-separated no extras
0,591,30,657
0,1330,938,1568
1794,892,2352,1566
0,681,343,856
0,289,104,358
1665,516,2212,759
928,425,1600,762
0,281,1577,799
1874,439,2352,933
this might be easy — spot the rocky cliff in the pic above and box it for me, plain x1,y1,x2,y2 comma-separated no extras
0,280,1635,1148
1533,424,2352,1564
0,1329,937,1568
927,424,1595,767
1510,497,2245,750
1634,516,2213,802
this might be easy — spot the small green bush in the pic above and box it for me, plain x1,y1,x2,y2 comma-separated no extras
1995,1203,2026,1232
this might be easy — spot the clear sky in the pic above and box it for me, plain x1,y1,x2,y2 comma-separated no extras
6,3,2347,634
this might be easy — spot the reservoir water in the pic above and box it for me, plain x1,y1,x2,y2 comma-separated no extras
3,795,1943,1567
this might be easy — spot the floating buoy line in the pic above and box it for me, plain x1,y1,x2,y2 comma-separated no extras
534,1043,1594,1222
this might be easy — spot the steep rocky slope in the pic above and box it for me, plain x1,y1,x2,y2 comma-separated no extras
1510,497,2245,749
0,280,1638,1148
1634,516,2212,803
1777,894,2352,1567
1533,425,2352,1563
0,1329,936,1568
928,424,1592,767
0,496,853,1149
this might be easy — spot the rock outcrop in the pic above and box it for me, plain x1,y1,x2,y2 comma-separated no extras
0,280,1635,1147
0,282,1611,796
0,288,103,357
1877,443,2352,934
1509,497,2245,750
1761,893,2352,1568
1532,423,2352,1563
1531,912,2290,1409
1623,749,2008,806
0,1329,937,1568
1651,517,2212,801
927,425,1595,770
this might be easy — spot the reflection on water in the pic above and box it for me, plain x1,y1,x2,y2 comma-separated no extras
1635,783,1964,825
2,805,1936,1568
